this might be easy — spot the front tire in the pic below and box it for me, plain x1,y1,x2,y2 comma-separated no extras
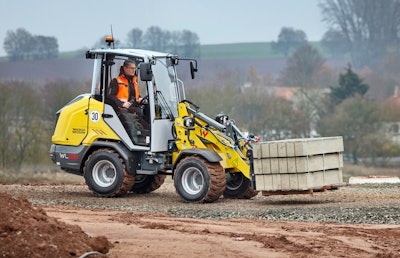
174,156,225,203
84,148,135,197
223,172,258,199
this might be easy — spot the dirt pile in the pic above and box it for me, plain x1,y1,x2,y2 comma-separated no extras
0,192,111,258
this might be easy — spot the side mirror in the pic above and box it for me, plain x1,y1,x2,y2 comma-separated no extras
190,61,198,79
139,62,153,81
86,51,95,59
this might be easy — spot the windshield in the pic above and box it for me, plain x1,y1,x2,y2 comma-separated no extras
152,58,180,117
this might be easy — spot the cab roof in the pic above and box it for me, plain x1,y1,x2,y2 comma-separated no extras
87,48,172,61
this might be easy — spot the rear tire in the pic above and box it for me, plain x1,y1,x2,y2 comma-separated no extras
131,174,166,194
223,172,258,199
84,148,135,197
174,156,225,203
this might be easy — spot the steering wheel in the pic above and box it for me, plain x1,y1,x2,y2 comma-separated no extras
140,95,149,105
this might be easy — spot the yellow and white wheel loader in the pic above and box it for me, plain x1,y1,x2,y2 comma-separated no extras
50,37,258,203
50,37,344,203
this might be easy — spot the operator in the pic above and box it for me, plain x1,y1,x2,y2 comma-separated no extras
108,60,148,144
108,60,142,111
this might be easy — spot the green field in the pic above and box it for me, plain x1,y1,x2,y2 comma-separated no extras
200,42,280,59
199,41,327,59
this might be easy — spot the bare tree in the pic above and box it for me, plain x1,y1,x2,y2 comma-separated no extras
321,29,348,57
32,36,58,59
126,28,143,48
143,26,169,52
41,79,89,122
3,28,34,61
246,65,262,87
272,27,308,57
317,95,382,164
180,30,200,58
1,82,43,171
279,44,325,88
319,0,400,67
0,83,13,170
186,68,240,117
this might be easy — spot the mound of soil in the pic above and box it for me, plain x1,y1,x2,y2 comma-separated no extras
0,192,111,258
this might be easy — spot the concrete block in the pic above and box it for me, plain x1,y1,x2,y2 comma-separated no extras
263,159,272,174
295,153,343,173
253,158,263,174
270,158,279,174
253,169,343,191
253,158,271,174
253,136,344,158
293,137,344,156
253,153,343,174
272,174,281,191
312,169,343,187
253,145,262,159
254,174,265,190
269,142,279,157
256,174,274,190
279,158,288,174
288,172,299,189
278,142,287,157
287,157,297,174
286,142,295,157
252,137,344,191
280,174,291,190
261,143,270,158
296,173,310,190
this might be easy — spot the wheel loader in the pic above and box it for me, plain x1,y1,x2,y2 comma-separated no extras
50,37,344,203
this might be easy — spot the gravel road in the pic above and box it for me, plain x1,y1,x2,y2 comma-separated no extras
1,181,399,225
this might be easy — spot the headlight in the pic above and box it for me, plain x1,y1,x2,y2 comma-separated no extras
183,116,195,128
215,114,229,125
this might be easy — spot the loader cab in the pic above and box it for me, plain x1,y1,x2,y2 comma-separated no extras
87,49,183,152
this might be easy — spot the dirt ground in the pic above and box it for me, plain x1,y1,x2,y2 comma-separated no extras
1,182,400,258
45,206,400,258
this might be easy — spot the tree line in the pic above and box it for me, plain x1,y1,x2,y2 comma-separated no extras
93,26,201,58
3,26,201,61
3,28,58,61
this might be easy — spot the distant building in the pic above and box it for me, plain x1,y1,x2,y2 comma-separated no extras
272,87,297,100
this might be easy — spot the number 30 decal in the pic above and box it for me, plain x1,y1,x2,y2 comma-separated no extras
90,110,100,122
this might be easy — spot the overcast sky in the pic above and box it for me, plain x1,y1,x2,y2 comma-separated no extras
0,0,326,56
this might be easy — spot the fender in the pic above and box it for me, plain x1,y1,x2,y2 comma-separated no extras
172,148,222,175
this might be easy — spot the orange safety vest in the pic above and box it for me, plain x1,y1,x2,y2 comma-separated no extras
115,75,139,102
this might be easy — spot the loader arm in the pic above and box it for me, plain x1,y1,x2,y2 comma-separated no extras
172,101,252,178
